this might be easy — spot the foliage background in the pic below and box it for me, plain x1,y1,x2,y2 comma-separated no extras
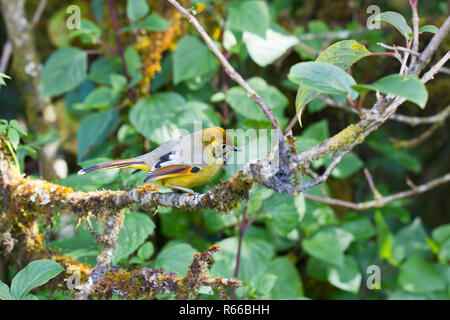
0,0,449,300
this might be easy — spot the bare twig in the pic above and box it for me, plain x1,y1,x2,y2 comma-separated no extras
409,15,450,74
166,0,281,132
297,148,352,192
321,96,450,127
31,0,47,27
363,168,382,200
400,40,412,74
421,51,450,83
284,114,299,135
303,172,450,210
410,0,420,65
390,121,444,149
377,42,419,56
0,40,12,74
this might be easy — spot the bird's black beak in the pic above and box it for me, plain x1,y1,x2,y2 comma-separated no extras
233,146,241,152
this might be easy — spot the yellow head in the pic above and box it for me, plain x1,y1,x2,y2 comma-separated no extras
201,127,239,164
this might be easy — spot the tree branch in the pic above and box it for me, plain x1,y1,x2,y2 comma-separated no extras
166,0,281,132
303,172,450,210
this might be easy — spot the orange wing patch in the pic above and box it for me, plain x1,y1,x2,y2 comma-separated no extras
144,165,200,182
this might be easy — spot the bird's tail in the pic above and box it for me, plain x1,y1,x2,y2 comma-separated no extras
77,158,149,175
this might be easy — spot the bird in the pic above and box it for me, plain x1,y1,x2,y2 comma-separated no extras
77,127,240,193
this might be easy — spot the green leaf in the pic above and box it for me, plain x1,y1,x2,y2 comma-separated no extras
302,119,329,142
432,224,450,244
0,72,11,86
374,11,413,39
121,13,171,32
301,205,338,235
352,74,428,109
250,273,277,297
293,40,370,123
110,74,127,97
374,210,396,265
130,92,219,145
243,28,299,67
269,257,304,299
227,0,270,37
9,120,27,136
210,234,275,283
302,227,354,267
341,214,375,241
437,239,450,263
263,193,305,235
124,46,142,76
41,47,88,97
126,0,149,21
152,243,197,276
69,19,101,44
77,110,120,161
225,77,288,122
392,217,430,263
173,36,219,85
10,259,64,300
398,256,446,293
419,25,439,34
7,127,20,150
113,212,156,265
50,227,100,265
326,255,362,293
293,20,329,60
0,280,11,300
330,151,364,179
75,87,112,110
160,210,190,238
88,57,123,86
137,242,154,260
289,62,358,99
367,136,421,173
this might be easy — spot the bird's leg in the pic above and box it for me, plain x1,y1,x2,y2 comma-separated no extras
168,184,197,194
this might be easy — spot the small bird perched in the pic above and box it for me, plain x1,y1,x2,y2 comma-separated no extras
78,127,239,193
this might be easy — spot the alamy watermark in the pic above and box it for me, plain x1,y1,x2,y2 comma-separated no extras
366,265,381,290
66,5,81,30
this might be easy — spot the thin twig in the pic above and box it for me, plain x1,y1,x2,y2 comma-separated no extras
363,168,382,200
297,148,352,192
0,40,12,74
421,51,450,83
390,121,443,149
284,114,299,135
31,0,47,27
377,42,420,56
410,15,450,74
321,96,450,127
410,0,420,65
303,172,450,210
166,0,281,132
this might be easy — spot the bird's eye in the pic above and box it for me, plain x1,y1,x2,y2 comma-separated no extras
221,144,227,150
